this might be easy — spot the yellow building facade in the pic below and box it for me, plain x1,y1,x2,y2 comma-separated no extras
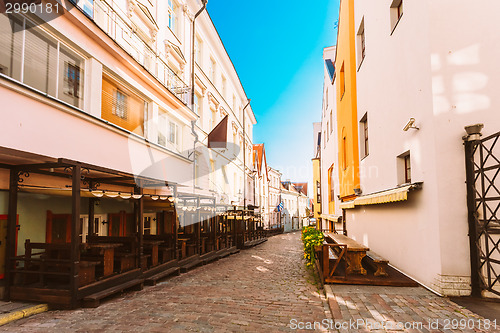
335,0,360,201
312,157,322,226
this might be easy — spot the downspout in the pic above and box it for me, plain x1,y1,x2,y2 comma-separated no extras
242,100,251,210
191,0,208,193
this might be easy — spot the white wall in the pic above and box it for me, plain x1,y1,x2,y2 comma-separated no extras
346,0,500,293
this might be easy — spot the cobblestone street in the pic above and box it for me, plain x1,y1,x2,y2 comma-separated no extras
2,232,499,333
1,232,332,332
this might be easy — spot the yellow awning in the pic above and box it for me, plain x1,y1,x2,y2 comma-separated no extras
340,183,421,209
320,214,342,222
339,201,355,209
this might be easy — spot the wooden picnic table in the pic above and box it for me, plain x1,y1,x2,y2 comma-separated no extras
144,240,163,267
325,233,369,275
82,243,121,277
177,238,190,258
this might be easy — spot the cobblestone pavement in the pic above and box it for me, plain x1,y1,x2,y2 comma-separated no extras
1,232,332,332
325,284,500,333
2,232,499,333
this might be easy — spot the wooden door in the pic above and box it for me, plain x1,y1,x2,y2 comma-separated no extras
46,211,71,243
108,212,135,236
108,213,123,237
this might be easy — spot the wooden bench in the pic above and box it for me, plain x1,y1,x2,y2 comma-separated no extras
179,256,202,273
326,233,369,275
79,260,100,287
144,267,181,286
364,251,389,277
82,278,144,308
114,252,135,273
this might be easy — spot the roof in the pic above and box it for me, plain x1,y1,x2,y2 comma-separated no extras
253,144,268,180
325,59,335,82
293,183,308,196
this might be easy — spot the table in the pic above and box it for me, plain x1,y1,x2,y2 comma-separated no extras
144,240,163,267
177,238,190,259
82,243,121,277
326,233,369,275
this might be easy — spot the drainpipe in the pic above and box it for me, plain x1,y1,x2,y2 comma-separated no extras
190,0,208,193
242,99,251,210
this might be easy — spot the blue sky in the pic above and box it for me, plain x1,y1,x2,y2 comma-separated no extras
208,0,339,191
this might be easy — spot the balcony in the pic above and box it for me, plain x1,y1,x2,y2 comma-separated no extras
73,0,190,105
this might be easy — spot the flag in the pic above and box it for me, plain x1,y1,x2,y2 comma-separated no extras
277,201,284,212
208,115,228,149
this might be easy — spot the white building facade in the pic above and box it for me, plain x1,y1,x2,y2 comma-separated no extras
322,0,500,297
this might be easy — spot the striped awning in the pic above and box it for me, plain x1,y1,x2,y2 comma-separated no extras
339,201,355,209
320,214,342,222
339,183,422,209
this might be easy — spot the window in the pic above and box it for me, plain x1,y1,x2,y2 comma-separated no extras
397,152,411,184
168,121,179,145
113,90,128,119
221,75,227,98
328,166,335,202
0,15,85,108
390,0,403,32
359,113,369,159
102,76,146,135
168,0,177,34
74,0,94,17
357,18,365,67
209,58,216,82
233,95,237,114
194,36,202,64
193,94,199,115
404,154,411,183
210,108,217,129
339,62,345,99
323,131,326,148
316,181,321,204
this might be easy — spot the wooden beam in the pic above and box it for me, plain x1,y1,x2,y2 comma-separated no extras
5,168,18,301
137,187,144,269
70,165,81,308
88,198,95,237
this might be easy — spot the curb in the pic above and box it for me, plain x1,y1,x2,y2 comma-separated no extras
0,304,49,326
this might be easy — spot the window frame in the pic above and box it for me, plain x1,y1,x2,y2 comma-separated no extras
113,90,128,120
0,14,86,109
404,154,411,183
359,113,369,159
390,0,404,34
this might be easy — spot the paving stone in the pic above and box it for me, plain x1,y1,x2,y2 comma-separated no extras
0,232,332,332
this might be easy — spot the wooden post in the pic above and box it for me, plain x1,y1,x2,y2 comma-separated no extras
137,188,144,269
5,168,18,301
464,138,481,297
195,198,200,254
322,243,329,279
70,165,81,308
88,197,95,237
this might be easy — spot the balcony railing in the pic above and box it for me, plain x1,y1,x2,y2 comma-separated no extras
74,0,190,105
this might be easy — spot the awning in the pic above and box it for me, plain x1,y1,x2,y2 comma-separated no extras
339,183,422,209
320,214,342,222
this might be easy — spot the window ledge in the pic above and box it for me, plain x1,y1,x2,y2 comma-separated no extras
357,57,365,72
390,14,403,36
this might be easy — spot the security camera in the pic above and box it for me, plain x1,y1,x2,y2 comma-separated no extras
403,118,419,131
